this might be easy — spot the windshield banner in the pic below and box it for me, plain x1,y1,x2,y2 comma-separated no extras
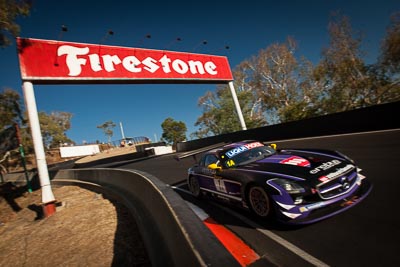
226,142,264,158
17,38,233,84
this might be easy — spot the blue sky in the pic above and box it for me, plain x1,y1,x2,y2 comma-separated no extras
1,0,398,144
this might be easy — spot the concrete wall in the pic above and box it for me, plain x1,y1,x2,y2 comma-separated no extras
177,101,400,152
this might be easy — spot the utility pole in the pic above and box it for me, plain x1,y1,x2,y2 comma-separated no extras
120,122,125,140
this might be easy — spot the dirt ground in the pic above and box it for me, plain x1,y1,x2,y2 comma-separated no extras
0,182,151,266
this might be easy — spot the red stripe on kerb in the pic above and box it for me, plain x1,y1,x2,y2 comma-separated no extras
203,217,260,266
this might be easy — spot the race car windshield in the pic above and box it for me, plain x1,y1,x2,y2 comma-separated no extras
222,146,275,168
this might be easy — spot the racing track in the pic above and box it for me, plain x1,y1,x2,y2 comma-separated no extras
112,129,399,266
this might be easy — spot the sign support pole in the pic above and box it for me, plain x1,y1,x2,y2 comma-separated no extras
22,81,56,217
228,81,247,131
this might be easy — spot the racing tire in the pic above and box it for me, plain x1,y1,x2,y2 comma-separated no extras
188,176,201,198
247,186,272,218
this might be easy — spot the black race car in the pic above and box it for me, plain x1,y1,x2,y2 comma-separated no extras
187,140,372,224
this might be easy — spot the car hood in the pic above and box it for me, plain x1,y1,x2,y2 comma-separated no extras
236,149,355,182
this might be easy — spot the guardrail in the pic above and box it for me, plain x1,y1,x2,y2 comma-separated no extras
51,168,240,267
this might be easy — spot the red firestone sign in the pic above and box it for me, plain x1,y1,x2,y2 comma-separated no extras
17,38,233,84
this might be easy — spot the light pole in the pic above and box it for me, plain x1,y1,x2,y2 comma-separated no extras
120,122,126,140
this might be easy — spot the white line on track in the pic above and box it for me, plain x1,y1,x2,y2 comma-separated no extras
171,183,330,267
215,204,330,267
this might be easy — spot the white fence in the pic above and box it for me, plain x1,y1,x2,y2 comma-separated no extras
60,145,100,158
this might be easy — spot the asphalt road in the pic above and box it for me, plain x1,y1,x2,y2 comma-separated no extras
114,129,400,266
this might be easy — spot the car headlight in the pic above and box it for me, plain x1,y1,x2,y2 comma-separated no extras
270,178,305,194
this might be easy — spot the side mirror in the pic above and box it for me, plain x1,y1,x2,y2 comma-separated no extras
208,163,222,171
270,143,277,150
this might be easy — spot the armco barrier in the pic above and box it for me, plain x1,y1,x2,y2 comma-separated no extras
177,101,400,152
52,168,240,267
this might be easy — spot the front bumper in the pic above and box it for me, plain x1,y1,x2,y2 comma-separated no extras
275,179,373,225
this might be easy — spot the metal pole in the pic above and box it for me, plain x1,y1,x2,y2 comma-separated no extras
22,81,56,217
228,81,247,131
15,123,32,193
119,122,125,140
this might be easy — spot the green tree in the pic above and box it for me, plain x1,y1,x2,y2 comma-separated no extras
0,88,32,153
314,12,400,110
161,117,187,146
380,12,400,74
193,83,266,138
39,111,74,148
0,0,32,47
1,88,75,152
374,12,400,104
97,120,116,144
279,58,326,121
243,37,324,123
0,88,24,130
194,12,400,134
194,88,241,137
313,12,373,112
193,37,322,138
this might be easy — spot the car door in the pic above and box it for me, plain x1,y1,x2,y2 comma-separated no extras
197,154,242,201
195,154,219,191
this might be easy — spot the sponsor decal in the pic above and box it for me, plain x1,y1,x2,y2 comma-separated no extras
318,164,354,181
280,156,311,167
311,188,318,194
340,196,359,207
300,207,308,212
17,38,233,83
310,159,342,174
281,211,302,219
214,179,227,193
304,202,326,211
318,176,329,182
226,142,264,158
226,159,235,167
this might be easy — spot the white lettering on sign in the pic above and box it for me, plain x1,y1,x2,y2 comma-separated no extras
57,45,219,77
57,46,88,76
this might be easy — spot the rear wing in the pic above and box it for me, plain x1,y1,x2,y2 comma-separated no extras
174,142,227,161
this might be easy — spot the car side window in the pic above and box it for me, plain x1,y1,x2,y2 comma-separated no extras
199,155,206,167
204,155,218,166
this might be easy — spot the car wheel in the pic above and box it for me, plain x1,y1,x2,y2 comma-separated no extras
248,186,271,217
188,176,201,197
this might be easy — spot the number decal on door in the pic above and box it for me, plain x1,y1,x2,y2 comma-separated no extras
214,179,227,193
